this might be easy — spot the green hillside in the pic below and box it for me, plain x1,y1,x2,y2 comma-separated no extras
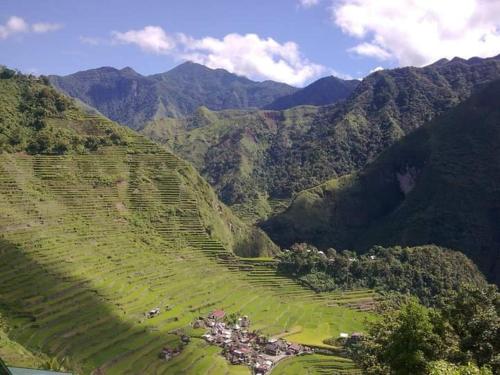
0,71,374,373
142,105,323,219
263,79,500,284
142,55,500,222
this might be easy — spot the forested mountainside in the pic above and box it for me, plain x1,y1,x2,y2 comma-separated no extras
142,55,500,219
263,79,500,284
0,68,374,374
49,61,297,129
264,76,359,110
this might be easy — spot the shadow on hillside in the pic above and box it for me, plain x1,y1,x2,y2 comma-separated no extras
0,238,181,374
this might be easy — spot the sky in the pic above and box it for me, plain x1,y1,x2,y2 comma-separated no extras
1,0,500,86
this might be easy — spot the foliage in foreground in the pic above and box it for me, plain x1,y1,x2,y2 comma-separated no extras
277,243,487,306
347,288,499,375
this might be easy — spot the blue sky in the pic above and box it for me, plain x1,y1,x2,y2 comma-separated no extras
1,0,499,86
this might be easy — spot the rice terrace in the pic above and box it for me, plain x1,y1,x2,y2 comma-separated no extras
0,116,373,374
1,1,499,374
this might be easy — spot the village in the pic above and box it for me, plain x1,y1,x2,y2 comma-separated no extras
193,310,313,374
152,306,364,373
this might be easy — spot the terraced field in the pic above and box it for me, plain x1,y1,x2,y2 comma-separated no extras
272,354,363,375
0,122,374,374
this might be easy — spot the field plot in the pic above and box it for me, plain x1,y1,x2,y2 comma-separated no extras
0,128,373,374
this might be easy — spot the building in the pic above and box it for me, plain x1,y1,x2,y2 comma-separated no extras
265,340,287,356
209,310,225,320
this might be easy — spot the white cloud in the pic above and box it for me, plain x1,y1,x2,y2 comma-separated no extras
32,22,62,33
0,16,28,39
327,68,353,80
369,66,384,74
348,42,391,60
332,0,500,66
112,26,175,54
299,0,320,8
0,16,62,40
111,26,326,85
179,33,325,85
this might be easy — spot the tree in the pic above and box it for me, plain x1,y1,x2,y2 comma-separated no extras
440,285,500,372
348,298,458,375
382,300,448,374
428,360,492,375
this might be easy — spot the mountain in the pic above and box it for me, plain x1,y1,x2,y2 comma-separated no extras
142,55,500,220
49,66,158,130
0,68,372,374
262,79,500,284
264,75,360,110
49,62,298,129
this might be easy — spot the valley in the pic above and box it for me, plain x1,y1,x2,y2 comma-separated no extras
0,113,373,373
1,9,500,372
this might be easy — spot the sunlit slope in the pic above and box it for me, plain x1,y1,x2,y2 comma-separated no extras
0,129,372,374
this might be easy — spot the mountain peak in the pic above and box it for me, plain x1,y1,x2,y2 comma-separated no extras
120,66,141,76
265,74,359,110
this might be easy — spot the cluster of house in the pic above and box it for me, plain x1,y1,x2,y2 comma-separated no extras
194,310,312,374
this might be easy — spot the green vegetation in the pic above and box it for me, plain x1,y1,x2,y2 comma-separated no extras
428,361,493,375
49,62,297,129
264,78,500,284
143,55,500,222
0,68,127,155
348,287,499,374
277,244,487,306
0,71,373,374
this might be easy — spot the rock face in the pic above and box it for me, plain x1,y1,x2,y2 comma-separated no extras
262,79,500,285
396,166,419,195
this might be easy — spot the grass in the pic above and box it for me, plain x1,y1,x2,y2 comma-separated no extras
0,121,373,374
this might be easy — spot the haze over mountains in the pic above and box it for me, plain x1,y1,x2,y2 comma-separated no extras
49,62,360,130
264,76,360,110
48,62,296,129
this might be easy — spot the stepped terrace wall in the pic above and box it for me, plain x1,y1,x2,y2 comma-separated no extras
0,136,373,374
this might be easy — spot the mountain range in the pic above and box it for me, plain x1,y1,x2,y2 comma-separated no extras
49,62,360,130
140,55,500,216
262,79,500,284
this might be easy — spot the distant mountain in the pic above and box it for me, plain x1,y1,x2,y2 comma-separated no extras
49,62,297,129
264,76,359,110
262,79,500,284
142,55,500,220
49,66,157,130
